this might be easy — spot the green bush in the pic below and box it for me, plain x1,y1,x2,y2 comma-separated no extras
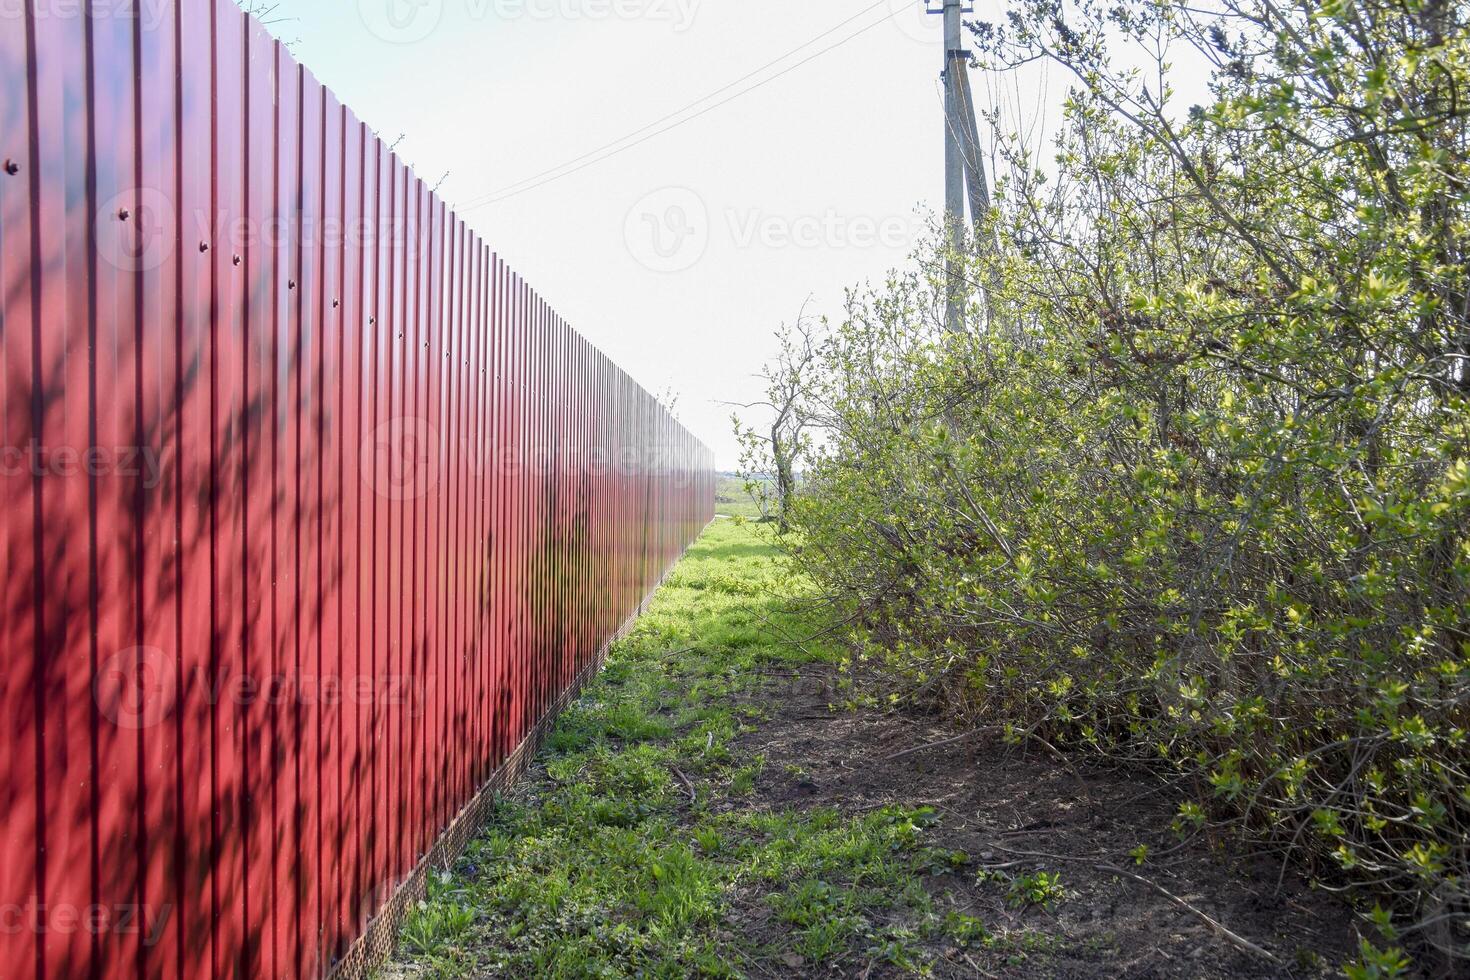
750,0,1469,964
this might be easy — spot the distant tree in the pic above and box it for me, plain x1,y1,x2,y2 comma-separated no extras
732,302,820,533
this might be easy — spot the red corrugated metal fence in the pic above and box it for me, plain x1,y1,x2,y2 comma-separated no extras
0,1,716,976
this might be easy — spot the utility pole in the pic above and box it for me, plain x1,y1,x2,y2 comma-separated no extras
930,0,988,333
943,0,965,247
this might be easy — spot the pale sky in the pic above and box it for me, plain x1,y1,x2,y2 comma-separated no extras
246,0,987,469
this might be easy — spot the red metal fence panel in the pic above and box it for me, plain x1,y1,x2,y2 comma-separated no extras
0,2,716,976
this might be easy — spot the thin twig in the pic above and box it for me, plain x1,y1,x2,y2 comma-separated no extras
963,952,997,978
880,727,986,761
1095,863,1280,964
671,766,697,805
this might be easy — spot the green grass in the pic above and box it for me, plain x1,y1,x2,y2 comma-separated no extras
384,520,1007,977
713,474,765,521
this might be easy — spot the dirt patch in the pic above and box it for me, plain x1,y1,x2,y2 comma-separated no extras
724,664,1363,978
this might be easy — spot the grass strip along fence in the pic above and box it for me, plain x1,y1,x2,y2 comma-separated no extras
0,2,714,976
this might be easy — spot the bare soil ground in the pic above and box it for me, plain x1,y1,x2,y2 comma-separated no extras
722,664,1363,978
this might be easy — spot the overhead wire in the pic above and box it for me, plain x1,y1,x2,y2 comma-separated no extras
456,1,907,212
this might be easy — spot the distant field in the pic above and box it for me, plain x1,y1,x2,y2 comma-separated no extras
714,474,766,520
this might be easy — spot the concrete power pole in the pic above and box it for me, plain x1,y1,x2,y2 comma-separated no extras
932,0,988,333
942,0,965,249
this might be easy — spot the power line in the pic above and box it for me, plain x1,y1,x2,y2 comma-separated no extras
457,0,892,209
457,2,902,213
463,12,898,210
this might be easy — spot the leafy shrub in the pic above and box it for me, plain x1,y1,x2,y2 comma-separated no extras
747,0,1470,964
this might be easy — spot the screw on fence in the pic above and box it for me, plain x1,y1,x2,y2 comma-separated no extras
3,160,18,175
118,208,130,221
233,254,242,266
199,241,209,252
